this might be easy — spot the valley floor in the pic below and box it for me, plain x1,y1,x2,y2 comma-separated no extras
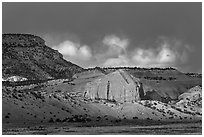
2,122,202,135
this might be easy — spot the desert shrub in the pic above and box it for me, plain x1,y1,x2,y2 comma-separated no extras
12,93,18,99
66,110,71,113
30,91,45,100
97,116,101,119
62,117,70,122
67,115,92,122
5,115,10,118
133,116,138,119
169,77,176,80
152,106,156,110
195,112,201,115
48,118,54,123
55,118,61,122
115,119,122,123
55,90,61,93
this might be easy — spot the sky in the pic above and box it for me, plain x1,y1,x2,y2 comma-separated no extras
2,2,202,73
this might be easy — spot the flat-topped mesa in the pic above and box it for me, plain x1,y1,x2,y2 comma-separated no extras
2,34,45,48
102,67,177,71
83,69,145,103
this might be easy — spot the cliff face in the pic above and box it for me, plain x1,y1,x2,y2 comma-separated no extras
2,34,84,80
84,70,145,103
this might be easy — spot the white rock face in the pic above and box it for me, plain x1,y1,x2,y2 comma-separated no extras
83,70,145,103
176,85,202,114
178,85,202,101
3,76,28,82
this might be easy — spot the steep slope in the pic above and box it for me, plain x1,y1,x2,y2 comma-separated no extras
2,34,84,80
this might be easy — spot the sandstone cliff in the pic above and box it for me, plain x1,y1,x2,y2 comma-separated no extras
83,70,145,103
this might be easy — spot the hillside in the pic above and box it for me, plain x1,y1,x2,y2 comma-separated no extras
2,79,201,127
2,69,202,134
2,34,84,80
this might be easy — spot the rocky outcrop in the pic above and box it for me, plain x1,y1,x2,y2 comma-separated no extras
177,85,202,107
83,70,145,103
173,86,202,116
2,34,84,80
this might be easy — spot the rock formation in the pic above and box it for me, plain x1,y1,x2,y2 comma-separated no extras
83,70,145,103
177,85,202,107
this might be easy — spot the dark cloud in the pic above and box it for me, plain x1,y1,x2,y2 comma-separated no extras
2,2,202,73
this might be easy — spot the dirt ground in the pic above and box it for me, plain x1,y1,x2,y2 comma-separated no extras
2,122,202,135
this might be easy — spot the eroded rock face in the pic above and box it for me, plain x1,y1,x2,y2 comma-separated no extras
174,86,202,116
3,34,83,80
84,70,145,103
177,85,202,106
